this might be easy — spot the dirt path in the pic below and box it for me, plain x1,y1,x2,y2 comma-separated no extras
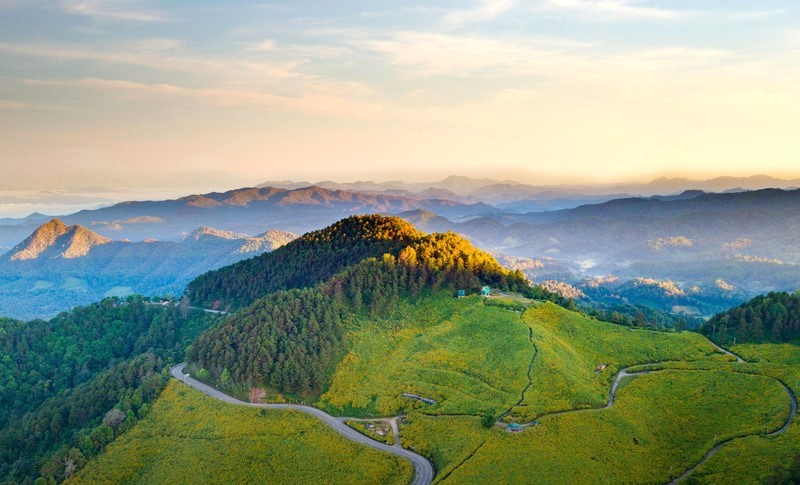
667,341,797,484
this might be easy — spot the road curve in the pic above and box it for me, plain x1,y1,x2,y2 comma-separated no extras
705,338,745,363
171,363,434,485
669,381,796,484
667,341,797,484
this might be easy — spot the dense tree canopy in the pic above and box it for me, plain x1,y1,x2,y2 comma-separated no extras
0,297,218,482
187,215,423,310
700,291,800,344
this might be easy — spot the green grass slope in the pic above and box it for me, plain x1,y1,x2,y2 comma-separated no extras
319,296,532,417
399,414,489,480
443,370,788,484
686,343,800,484
71,380,413,485
511,303,728,420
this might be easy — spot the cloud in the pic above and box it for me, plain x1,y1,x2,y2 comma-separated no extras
541,0,685,20
60,0,166,22
247,39,352,60
727,9,786,22
0,39,300,81
444,0,516,27
351,29,733,81
357,31,593,77
0,99,34,110
23,77,385,118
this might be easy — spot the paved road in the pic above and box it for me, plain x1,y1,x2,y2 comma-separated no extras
607,367,658,407
705,339,745,363
171,363,433,485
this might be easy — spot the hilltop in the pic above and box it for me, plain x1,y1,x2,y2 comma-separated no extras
7,219,111,261
187,214,534,395
188,215,427,310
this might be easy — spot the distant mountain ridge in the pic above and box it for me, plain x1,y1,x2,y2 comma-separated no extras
0,185,491,248
258,174,800,207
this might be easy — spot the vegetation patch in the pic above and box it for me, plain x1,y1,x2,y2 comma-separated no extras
701,291,800,344
399,413,489,482
319,297,532,417
444,370,789,484
511,303,726,420
71,381,413,485
483,297,528,312
345,419,395,445
686,343,800,484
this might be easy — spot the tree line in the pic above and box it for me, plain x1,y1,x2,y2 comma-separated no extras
700,291,800,344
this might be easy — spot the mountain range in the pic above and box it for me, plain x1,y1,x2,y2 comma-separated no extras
0,185,495,250
395,189,800,313
1,179,799,318
259,174,800,208
0,220,297,319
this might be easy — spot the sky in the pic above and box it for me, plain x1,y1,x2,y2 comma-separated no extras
1,0,799,198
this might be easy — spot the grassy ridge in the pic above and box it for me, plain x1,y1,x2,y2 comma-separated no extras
512,303,729,420
71,381,413,485
319,296,532,417
444,370,789,484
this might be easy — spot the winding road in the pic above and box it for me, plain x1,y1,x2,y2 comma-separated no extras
170,363,434,485
171,333,794,485
590,345,797,484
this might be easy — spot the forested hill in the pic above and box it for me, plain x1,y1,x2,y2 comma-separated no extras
0,297,219,483
188,215,536,396
700,291,800,344
187,215,424,310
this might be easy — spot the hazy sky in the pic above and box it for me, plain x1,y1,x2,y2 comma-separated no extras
1,0,799,191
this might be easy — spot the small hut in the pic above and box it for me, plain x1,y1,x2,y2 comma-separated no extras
507,423,523,433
